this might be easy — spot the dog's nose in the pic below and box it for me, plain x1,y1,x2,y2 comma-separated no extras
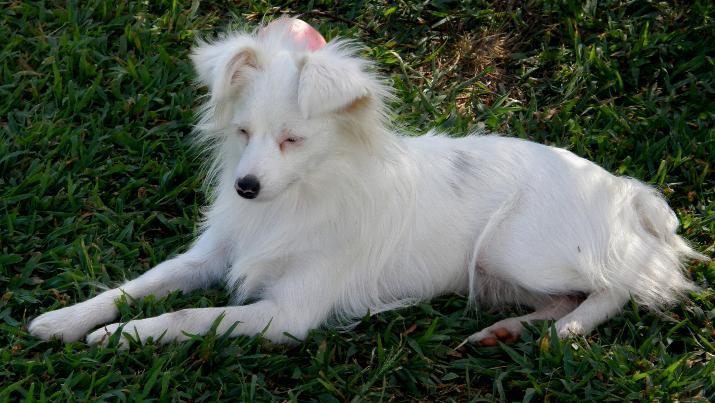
235,175,261,199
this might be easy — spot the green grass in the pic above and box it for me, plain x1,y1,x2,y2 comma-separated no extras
1,0,714,400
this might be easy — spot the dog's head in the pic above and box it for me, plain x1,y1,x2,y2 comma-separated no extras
191,18,391,201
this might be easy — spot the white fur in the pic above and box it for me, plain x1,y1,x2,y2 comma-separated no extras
29,18,709,347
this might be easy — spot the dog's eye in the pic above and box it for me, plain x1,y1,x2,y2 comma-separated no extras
279,135,304,151
237,128,250,137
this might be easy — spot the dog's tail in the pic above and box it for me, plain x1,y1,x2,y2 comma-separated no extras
607,179,708,308
466,191,523,306
633,181,709,262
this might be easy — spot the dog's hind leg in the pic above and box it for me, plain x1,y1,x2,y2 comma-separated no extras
468,295,581,346
29,230,227,342
554,288,629,338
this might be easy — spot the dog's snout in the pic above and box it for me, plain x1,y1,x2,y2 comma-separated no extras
235,175,261,199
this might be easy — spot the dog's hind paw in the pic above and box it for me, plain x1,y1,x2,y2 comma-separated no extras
468,318,524,346
555,319,586,339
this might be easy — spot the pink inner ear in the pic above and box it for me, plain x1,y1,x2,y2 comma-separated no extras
263,18,327,51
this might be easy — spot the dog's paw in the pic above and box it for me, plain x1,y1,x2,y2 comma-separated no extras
468,318,523,346
28,305,94,342
555,319,585,339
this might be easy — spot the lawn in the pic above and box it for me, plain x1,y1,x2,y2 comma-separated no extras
1,0,714,400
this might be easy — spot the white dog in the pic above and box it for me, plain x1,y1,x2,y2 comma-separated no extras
29,18,708,348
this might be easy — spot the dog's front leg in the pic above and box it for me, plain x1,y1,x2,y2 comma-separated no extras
28,230,227,342
87,261,340,347
85,301,286,347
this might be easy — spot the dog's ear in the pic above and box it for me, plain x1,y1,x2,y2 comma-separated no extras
218,49,259,97
190,39,259,103
297,50,375,118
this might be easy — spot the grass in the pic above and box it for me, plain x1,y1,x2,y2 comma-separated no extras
1,0,714,400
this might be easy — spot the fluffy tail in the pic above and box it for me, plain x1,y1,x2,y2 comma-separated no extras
632,181,710,262
617,179,709,308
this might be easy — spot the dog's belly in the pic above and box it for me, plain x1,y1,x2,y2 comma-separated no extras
382,239,473,299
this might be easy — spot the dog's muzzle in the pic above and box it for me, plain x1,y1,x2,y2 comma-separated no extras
235,175,261,199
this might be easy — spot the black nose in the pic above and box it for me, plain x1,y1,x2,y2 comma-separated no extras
235,175,261,199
